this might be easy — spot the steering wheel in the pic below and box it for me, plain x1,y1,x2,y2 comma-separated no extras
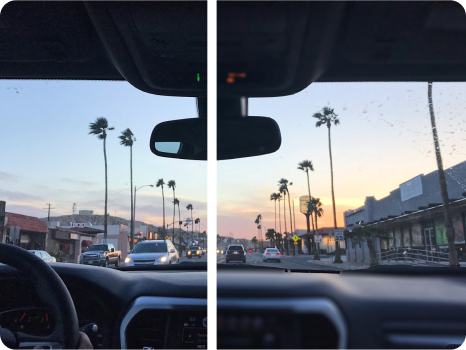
0,243,80,349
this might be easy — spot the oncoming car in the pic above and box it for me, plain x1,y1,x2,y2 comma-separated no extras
187,246,202,259
124,240,179,266
262,248,281,263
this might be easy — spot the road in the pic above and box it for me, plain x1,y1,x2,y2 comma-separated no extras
217,251,341,271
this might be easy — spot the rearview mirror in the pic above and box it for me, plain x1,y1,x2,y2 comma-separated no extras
150,116,281,160
150,118,207,160
127,250,131,254
218,117,281,160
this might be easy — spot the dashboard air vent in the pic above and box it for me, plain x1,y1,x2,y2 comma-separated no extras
125,309,169,349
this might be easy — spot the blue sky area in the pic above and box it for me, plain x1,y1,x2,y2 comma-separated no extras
0,80,207,230
218,82,466,239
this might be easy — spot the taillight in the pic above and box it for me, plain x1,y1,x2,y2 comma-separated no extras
278,253,280,256
266,253,269,255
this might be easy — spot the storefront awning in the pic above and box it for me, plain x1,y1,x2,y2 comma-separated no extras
81,240,93,247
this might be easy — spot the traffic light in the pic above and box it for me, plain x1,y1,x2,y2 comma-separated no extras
195,218,200,224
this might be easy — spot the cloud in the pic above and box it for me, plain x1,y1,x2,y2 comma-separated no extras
0,171,20,183
60,178,98,186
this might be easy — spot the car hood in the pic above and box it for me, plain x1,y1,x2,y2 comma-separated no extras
129,252,167,259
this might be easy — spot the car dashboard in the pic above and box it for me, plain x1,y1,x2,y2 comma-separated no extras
0,263,207,349
217,269,466,349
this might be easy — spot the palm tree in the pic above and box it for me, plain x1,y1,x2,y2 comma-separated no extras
173,198,181,250
313,106,342,263
310,197,324,260
187,204,194,241
277,193,282,235
251,236,258,249
167,180,176,240
88,117,114,241
156,179,166,234
298,159,314,236
118,128,136,249
279,179,294,235
274,231,282,251
265,229,275,246
255,214,262,250
279,184,288,254
427,82,459,266
270,193,278,234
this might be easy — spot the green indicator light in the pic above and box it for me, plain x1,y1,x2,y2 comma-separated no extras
197,73,200,82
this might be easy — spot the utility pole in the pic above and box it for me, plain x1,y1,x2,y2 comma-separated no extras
43,203,55,222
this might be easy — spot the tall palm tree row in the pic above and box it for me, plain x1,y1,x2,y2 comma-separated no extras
118,128,136,249
88,117,114,241
156,179,166,235
167,180,176,240
313,106,343,263
427,82,459,266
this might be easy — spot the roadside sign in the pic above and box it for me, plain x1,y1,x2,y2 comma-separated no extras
334,230,345,241
314,235,323,243
292,234,299,242
186,218,192,225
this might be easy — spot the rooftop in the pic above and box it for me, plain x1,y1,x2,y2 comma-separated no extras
6,212,48,233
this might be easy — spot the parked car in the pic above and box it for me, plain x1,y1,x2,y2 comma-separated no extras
29,250,56,263
226,245,246,264
187,245,202,259
125,240,179,266
263,248,281,263
80,243,121,267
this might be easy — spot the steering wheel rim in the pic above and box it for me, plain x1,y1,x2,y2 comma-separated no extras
0,243,80,349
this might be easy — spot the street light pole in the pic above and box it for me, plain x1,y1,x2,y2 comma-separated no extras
132,184,154,249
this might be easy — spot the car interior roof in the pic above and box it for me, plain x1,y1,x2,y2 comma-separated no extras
0,1,207,97
218,1,466,98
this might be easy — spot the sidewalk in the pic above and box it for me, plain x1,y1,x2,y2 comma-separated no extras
305,255,371,270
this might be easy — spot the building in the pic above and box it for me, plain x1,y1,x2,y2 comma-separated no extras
47,224,103,263
4,212,48,250
344,160,466,264
294,228,346,254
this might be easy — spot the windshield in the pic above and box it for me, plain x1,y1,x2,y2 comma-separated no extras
229,246,243,251
190,246,200,250
218,82,466,270
132,243,167,254
0,80,207,268
86,245,108,252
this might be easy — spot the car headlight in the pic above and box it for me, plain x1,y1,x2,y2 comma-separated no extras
188,251,192,255
124,257,131,263
217,250,220,254
159,256,167,262
197,251,200,255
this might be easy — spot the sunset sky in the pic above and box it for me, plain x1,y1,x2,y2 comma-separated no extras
218,82,466,239
0,80,207,230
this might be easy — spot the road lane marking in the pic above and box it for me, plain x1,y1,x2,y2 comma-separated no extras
217,259,225,264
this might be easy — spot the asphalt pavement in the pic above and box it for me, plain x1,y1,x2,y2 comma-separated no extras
217,251,341,271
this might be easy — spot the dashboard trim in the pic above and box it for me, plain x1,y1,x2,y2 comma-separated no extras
119,296,207,349
217,298,347,350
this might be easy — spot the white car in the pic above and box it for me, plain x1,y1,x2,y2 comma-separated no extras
29,250,56,263
262,248,281,263
124,240,179,266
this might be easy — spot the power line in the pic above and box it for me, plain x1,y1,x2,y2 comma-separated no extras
43,203,55,222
